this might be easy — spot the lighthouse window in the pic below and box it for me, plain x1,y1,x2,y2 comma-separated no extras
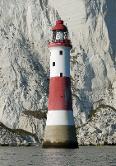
53,62,55,66
59,50,63,55
60,73,63,77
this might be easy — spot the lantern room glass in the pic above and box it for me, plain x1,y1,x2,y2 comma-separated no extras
52,30,69,42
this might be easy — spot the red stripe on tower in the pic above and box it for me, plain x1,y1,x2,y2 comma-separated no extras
48,77,72,110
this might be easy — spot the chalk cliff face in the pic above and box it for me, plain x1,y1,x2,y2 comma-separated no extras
0,0,50,143
0,0,116,145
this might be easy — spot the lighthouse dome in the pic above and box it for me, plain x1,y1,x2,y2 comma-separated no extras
52,20,67,31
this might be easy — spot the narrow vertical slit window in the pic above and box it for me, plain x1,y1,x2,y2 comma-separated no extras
59,50,63,55
60,73,63,77
53,62,55,66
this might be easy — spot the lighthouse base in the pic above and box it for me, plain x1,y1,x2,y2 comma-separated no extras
42,125,78,148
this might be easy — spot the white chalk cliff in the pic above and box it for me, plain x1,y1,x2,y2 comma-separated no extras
0,0,116,145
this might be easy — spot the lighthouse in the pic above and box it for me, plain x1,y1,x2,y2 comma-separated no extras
43,20,78,148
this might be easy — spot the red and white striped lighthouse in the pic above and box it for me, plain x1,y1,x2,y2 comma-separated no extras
43,20,78,148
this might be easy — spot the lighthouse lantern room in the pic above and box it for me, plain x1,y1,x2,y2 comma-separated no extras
43,20,78,148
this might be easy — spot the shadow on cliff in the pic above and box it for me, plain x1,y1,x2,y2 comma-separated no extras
18,34,49,95
76,50,95,115
104,0,116,68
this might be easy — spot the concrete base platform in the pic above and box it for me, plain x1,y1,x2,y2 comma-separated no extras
42,125,78,148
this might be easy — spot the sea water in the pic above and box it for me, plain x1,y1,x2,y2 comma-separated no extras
0,146,116,166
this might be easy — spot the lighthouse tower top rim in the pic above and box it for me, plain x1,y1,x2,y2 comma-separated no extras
48,20,72,48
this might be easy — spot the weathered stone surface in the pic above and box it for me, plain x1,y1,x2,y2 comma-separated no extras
77,106,116,145
0,122,37,145
43,125,78,148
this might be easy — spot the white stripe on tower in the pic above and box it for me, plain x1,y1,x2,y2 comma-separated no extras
46,110,75,126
